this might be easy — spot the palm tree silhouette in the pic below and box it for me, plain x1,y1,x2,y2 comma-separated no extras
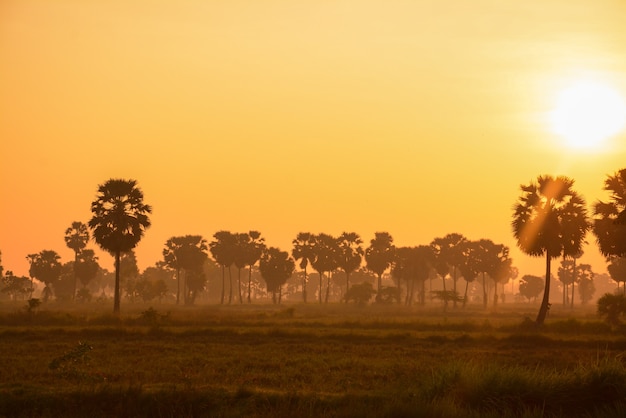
88,179,151,314
310,233,339,304
593,168,626,258
365,232,395,297
64,221,89,301
292,232,316,303
336,232,364,302
243,231,265,303
431,233,467,308
209,231,237,304
512,175,589,325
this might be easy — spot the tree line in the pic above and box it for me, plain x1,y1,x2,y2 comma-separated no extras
1,169,625,323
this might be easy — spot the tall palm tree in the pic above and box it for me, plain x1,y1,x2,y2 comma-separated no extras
292,232,316,303
365,232,395,297
209,231,237,304
457,240,481,308
64,221,90,301
336,232,364,302
512,175,589,325
310,233,339,304
89,179,152,314
593,168,626,258
243,231,265,303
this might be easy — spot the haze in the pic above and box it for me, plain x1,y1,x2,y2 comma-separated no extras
2,0,626,277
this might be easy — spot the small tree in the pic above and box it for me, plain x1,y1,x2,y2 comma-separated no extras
259,247,295,304
519,275,544,303
345,282,376,305
597,293,626,326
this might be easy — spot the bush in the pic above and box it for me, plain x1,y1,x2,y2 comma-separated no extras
597,293,626,326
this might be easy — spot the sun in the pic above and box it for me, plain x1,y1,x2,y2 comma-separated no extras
550,81,626,149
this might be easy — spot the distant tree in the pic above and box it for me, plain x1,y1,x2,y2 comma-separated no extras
27,250,63,301
163,235,208,305
310,233,339,304
0,251,4,282
64,221,90,301
607,256,626,294
393,246,433,306
89,178,152,314
431,234,466,309
558,258,576,306
118,251,139,302
473,239,511,309
577,264,595,305
1,271,33,300
365,232,395,297
457,240,481,307
55,262,77,301
519,275,544,303
259,247,295,304
345,282,376,305
209,231,237,304
512,175,589,325
74,249,100,289
597,293,626,326
593,168,626,258
336,232,364,302
292,232,316,303
241,231,265,303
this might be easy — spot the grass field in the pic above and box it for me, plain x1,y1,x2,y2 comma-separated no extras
1,301,625,417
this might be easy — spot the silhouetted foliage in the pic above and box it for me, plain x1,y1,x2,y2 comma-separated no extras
336,232,364,303
27,250,63,301
74,249,100,289
292,232,316,303
259,247,295,304
344,281,376,305
512,175,589,324
597,293,626,326
64,221,89,300
365,232,395,297
1,271,32,300
607,256,626,295
519,275,544,303
310,233,339,304
209,231,237,304
163,235,208,305
593,168,626,258
89,179,151,314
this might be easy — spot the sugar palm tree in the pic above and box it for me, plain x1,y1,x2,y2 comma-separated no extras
209,230,237,304
163,235,208,305
89,179,152,314
336,232,364,302
365,232,395,296
292,232,316,303
593,168,626,258
64,221,90,301
512,175,589,325
310,233,339,304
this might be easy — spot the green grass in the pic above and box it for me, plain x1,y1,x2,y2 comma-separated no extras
1,302,625,417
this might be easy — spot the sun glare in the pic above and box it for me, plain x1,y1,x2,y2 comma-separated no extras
550,81,626,150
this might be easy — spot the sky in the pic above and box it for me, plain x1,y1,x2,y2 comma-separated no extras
1,0,626,279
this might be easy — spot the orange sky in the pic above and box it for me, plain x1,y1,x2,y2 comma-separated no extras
1,0,626,278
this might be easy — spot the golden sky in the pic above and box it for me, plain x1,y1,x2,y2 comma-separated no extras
2,0,626,278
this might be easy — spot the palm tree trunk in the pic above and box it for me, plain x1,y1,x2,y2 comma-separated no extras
113,250,121,314
247,265,252,303
73,251,78,302
319,271,323,304
325,272,331,303
463,280,469,308
220,265,225,304
345,271,350,304
482,272,488,309
237,267,243,304
302,266,307,303
228,265,233,304
536,252,552,325
452,267,458,309
176,267,181,305
493,279,498,308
